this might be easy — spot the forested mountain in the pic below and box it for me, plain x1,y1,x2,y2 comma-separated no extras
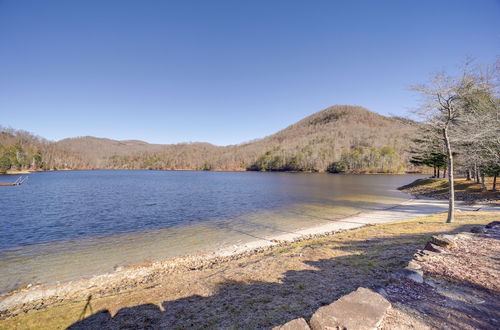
0,105,417,173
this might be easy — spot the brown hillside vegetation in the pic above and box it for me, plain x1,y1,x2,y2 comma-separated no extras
0,105,417,173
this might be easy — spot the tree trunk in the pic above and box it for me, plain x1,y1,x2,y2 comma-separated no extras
466,169,471,181
492,174,497,191
433,166,436,178
480,173,487,191
476,166,481,184
437,167,440,178
443,167,447,179
443,127,454,223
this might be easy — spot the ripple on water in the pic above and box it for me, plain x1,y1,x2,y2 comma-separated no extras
0,170,423,293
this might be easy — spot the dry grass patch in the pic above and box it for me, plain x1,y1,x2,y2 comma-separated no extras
399,177,499,202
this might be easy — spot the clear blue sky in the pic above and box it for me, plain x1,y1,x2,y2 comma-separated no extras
0,1,499,145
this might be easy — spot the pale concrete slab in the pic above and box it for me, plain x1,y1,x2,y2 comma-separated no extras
310,287,391,330
218,198,498,256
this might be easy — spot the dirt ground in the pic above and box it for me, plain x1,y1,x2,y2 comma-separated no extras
382,222,500,330
1,211,498,329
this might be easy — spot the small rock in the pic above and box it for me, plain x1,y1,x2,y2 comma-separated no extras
413,250,430,261
424,278,439,288
430,235,456,248
272,318,310,330
424,242,443,253
318,298,331,306
456,232,474,239
391,269,424,283
406,260,422,270
371,285,388,297
486,221,500,229
309,287,391,330
470,226,487,234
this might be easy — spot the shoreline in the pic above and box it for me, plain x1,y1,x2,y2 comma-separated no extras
0,197,493,319
1,168,425,175
3,169,33,175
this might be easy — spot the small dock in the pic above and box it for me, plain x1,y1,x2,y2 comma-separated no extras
0,176,28,186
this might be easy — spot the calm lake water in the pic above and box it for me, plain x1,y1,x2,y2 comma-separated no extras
0,170,422,294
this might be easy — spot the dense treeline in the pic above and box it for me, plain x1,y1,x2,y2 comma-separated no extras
327,146,404,174
248,145,404,173
0,105,418,174
0,141,43,174
0,128,88,173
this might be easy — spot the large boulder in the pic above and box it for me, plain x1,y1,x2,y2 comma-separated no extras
272,318,310,330
310,287,391,330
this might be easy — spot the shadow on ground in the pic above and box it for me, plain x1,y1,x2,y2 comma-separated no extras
398,276,500,329
65,222,499,329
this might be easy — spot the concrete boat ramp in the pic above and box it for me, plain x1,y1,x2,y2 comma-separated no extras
219,197,498,256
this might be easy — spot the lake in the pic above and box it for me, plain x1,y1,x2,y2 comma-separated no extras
0,170,422,294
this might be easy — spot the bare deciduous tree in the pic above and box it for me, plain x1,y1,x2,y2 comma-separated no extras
413,60,499,223
455,62,500,191
413,70,474,223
